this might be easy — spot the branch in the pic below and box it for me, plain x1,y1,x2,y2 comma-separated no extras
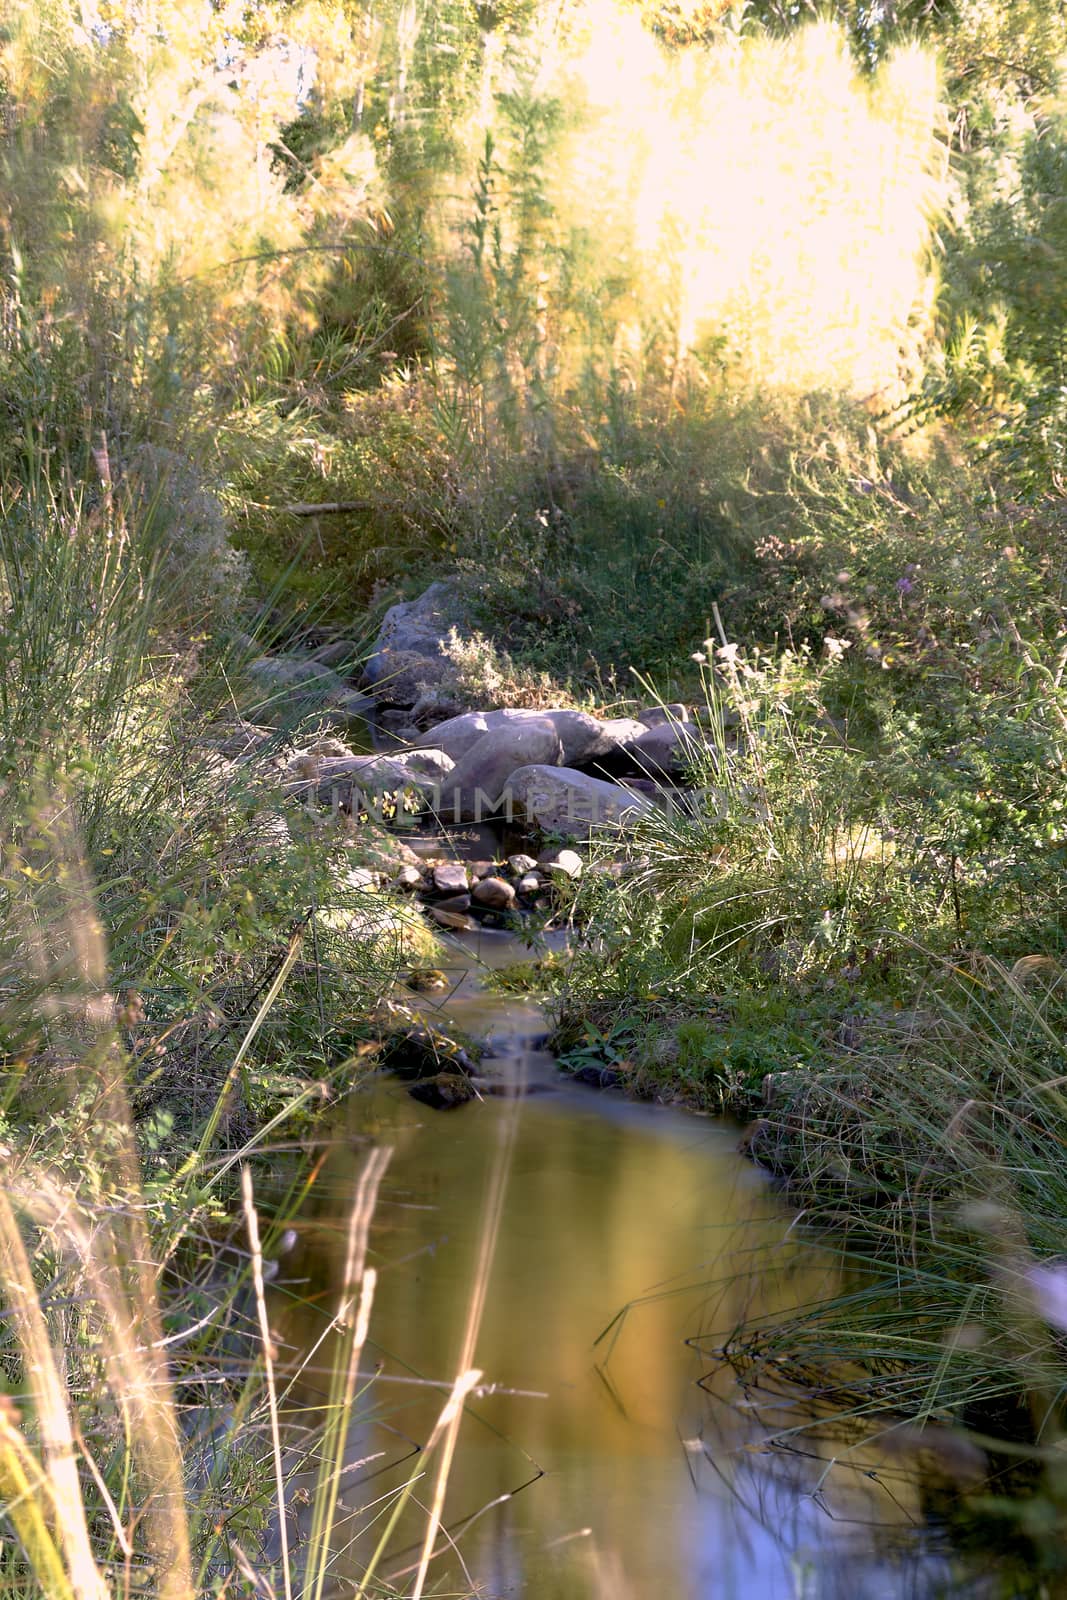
273,500,377,516
176,236,433,284
962,54,1053,91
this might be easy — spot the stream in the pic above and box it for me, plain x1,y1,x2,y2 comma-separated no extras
281,908,988,1599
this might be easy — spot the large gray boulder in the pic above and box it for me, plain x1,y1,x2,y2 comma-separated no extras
623,722,709,779
543,710,628,763
361,648,452,708
362,583,471,705
414,710,493,762
287,753,432,808
504,766,655,836
436,719,564,821
594,716,649,749
416,707,644,766
391,747,455,781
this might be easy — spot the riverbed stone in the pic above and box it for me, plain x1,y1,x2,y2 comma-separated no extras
379,1023,477,1109
361,648,454,708
539,847,583,881
622,722,708,779
393,864,425,890
204,719,274,761
432,860,470,895
516,873,542,897
319,900,441,962
343,820,422,875
504,766,656,836
371,582,469,660
571,1063,624,1089
377,708,422,741
405,967,449,991
246,653,368,724
638,703,693,728
434,892,472,912
409,1072,477,1109
299,753,430,808
361,582,473,706
311,639,361,669
413,710,494,762
594,717,649,748
415,707,642,767
438,719,564,821
392,747,455,781
471,875,517,910
541,710,625,763
306,735,356,759
248,654,340,696
431,907,477,931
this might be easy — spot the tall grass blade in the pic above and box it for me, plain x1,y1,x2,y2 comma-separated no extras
307,1145,391,1600
242,1165,295,1600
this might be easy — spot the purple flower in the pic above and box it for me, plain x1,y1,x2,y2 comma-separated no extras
896,577,914,595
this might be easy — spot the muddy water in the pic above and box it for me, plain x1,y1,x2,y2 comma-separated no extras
289,925,973,1599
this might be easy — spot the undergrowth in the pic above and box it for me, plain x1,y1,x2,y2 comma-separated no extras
551,603,1067,1558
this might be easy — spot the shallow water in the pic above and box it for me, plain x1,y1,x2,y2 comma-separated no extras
285,924,978,1599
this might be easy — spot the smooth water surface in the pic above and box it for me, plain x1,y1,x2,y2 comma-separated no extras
285,927,971,1599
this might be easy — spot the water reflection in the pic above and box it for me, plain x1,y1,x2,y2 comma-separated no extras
281,936,984,1598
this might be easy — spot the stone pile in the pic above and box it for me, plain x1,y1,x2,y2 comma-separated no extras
282,704,716,839
389,845,587,933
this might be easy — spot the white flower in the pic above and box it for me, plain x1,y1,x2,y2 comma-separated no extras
716,642,741,667
690,651,708,664
822,636,852,662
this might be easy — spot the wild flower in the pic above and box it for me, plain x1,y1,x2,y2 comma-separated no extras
1026,1262,1067,1333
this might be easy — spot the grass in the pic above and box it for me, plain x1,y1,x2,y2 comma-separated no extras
710,956,1067,1579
